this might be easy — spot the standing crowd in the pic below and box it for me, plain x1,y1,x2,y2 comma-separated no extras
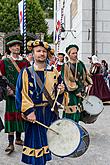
0,38,109,165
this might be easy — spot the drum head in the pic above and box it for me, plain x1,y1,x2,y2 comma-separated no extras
83,95,104,115
47,119,81,157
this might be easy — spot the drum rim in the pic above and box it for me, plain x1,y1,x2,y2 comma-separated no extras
47,118,81,157
83,95,104,115
69,125,90,158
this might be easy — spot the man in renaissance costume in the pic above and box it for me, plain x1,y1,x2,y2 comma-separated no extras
0,40,30,154
61,44,93,122
55,52,65,73
16,40,64,165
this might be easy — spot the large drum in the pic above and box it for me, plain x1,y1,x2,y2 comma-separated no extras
47,119,90,157
81,95,104,124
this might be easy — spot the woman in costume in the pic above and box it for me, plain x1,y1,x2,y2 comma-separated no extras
101,59,108,80
61,44,92,122
16,40,64,165
89,55,110,102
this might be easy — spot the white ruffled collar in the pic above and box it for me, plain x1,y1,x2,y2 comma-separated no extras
10,54,23,61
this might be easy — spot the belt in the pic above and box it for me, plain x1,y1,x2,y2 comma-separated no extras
34,103,48,107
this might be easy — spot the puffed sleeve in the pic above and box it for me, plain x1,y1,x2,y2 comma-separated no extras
16,68,35,116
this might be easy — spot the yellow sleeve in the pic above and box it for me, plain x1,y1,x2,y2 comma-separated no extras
21,69,34,113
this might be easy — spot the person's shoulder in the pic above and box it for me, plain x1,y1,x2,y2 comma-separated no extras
78,60,86,66
2,55,10,61
78,60,84,64
63,61,69,66
0,56,10,65
50,65,60,77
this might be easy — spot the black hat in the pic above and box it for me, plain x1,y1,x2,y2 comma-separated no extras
66,44,79,54
58,53,65,56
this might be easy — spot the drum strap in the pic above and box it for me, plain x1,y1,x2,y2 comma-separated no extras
28,66,59,116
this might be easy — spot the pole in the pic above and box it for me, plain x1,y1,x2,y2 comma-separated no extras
92,0,95,56
54,0,56,43
54,0,57,55
23,0,26,56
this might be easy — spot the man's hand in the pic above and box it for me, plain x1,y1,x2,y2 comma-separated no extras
76,92,82,97
58,83,65,94
7,86,14,96
27,111,36,122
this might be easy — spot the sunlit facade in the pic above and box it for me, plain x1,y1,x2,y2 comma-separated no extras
56,0,110,65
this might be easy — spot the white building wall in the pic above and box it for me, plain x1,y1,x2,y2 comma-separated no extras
82,0,110,65
82,0,92,63
59,0,83,60
58,0,110,66
96,0,110,65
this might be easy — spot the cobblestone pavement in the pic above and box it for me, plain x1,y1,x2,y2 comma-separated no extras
0,101,110,165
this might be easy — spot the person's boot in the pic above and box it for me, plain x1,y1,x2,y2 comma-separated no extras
5,134,14,154
15,139,24,146
15,131,24,146
5,144,14,154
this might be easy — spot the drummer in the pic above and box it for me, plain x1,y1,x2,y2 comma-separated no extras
15,40,65,165
61,44,93,122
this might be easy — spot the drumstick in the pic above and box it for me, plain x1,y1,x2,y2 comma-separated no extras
51,89,61,111
51,81,63,111
22,114,59,135
33,120,59,135
81,96,93,106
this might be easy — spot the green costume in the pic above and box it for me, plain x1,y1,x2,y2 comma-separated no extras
61,60,92,122
0,57,30,132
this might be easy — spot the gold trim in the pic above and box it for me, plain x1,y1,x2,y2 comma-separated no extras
22,145,49,158
29,90,33,95
34,103,48,107
29,82,33,87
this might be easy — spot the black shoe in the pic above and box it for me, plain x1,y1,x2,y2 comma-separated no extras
5,144,14,154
